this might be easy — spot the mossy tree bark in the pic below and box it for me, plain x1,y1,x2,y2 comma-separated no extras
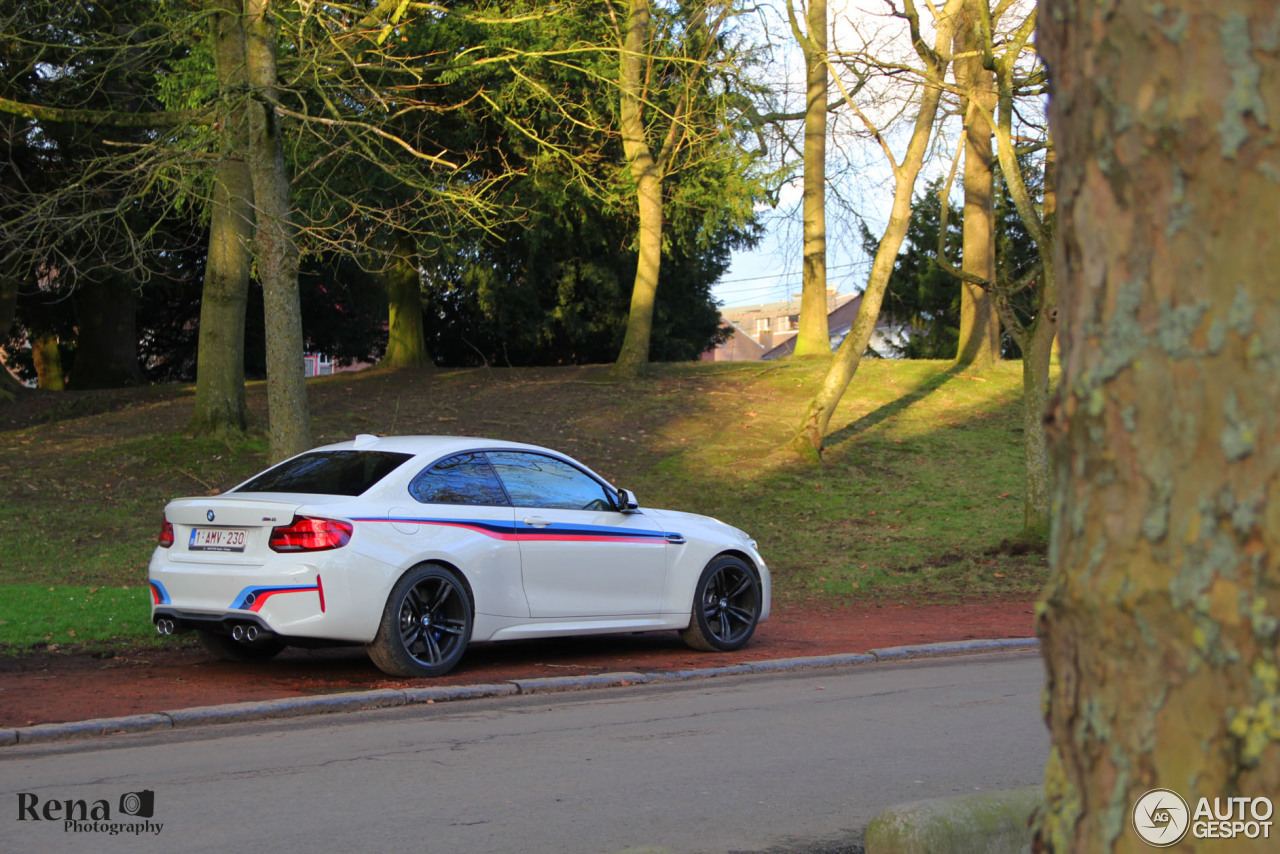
189,0,254,439
245,0,311,461
1036,0,1280,849
952,0,1000,373
788,0,832,357
380,231,432,369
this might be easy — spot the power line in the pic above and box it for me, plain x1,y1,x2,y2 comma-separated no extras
715,260,862,285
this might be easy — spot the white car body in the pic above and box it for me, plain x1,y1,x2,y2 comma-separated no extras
149,435,770,674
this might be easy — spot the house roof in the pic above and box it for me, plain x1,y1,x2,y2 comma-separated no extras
714,319,767,360
760,293,866,359
720,292,857,326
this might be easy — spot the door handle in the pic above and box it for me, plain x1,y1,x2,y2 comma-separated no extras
522,517,551,528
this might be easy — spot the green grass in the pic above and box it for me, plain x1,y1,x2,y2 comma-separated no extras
0,359,1048,654
0,585,162,649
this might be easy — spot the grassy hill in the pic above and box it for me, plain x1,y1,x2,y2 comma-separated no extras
0,359,1047,651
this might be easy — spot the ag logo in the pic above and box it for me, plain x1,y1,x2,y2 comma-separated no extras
1133,788,1190,846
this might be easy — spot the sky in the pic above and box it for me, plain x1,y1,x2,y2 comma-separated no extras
714,183,876,310
709,0,919,311
710,0,1040,312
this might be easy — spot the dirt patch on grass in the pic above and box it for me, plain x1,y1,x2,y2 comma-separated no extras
0,599,1036,728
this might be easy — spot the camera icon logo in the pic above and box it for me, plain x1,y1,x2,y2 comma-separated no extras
119,790,155,818
1132,788,1190,846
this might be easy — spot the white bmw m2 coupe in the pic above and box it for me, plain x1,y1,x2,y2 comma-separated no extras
149,435,770,677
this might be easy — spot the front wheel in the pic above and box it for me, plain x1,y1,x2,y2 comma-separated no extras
680,555,761,652
367,564,473,678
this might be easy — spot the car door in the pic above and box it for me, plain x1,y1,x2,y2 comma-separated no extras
486,451,669,618
401,452,527,619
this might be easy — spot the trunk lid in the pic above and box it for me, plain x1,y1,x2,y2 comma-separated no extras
163,495,345,565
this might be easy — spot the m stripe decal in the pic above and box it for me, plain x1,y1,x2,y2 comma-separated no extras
149,580,171,605
352,516,678,544
230,584,321,612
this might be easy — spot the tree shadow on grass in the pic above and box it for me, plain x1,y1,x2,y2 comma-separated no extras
821,363,968,451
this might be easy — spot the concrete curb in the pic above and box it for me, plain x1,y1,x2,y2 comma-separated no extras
864,787,1044,854
163,689,410,728
510,672,651,694
2,636,1038,747
8,713,173,744
867,638,1040,661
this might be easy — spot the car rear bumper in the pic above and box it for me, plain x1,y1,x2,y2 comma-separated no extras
148,548,382,643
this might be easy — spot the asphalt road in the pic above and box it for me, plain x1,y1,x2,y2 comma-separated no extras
2,651,1049,854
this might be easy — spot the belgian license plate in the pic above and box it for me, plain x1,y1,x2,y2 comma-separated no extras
189,527,248,552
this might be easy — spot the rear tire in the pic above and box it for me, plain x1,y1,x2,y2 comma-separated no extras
196,629,286,663
367,564,473,678
680,555,761,652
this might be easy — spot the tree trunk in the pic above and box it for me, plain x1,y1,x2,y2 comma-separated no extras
380,231,432,369
791,0,831,357
789,0,963,455
32,334,63,390
1017,146,1056,541
1037,1,1280,850
612,0,662,379
952,0,1000,372
189,0,255,439
244,0,311,461
1019,311,1053,540
68,275,142,389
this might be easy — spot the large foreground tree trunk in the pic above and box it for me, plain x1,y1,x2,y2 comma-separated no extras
189,0,255,439
1036,0,1280,850
789,0,831,357
380,231,432,369
245,0,311,461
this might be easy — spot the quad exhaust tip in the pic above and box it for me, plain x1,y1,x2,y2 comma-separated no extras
155,617,266,642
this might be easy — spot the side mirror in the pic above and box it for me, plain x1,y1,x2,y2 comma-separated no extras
617,488,639,512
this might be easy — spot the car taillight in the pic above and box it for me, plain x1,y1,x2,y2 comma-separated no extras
158,518,174,548
269,516,353,552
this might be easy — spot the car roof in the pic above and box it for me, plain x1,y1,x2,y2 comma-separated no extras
312,435,562,459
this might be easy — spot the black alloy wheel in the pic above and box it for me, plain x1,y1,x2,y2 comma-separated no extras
680,555,761,652
368,564,473,678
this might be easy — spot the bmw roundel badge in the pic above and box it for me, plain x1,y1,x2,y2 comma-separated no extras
207,510,215,522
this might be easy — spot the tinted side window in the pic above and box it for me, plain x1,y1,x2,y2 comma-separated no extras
487,452,614,511
236,451,412,496
409,453,510,506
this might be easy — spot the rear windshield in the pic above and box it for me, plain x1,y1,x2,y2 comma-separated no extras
235,451,413,496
